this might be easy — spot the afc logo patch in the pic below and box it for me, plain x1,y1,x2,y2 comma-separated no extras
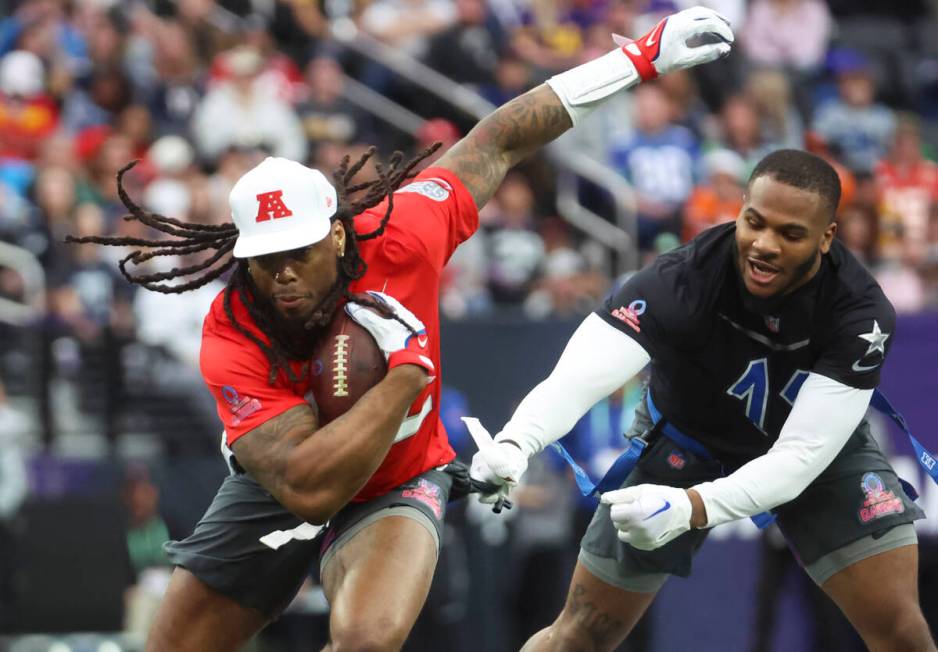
857,472,904,524
255,190,293,222
402,478,443,519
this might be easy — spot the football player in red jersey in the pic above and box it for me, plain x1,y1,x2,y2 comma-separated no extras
69,7,732,650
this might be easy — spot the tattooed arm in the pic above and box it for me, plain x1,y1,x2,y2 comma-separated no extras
434,7,733,209
435,85,571,209
232,365,427,524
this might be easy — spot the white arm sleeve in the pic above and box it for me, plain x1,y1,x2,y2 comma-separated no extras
693,373,873,527
496,313,651,457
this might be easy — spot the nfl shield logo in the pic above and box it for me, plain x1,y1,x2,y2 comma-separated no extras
765,316,780,333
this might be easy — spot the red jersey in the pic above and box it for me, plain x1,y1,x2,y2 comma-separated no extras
875,158,938,255
200,167,478,500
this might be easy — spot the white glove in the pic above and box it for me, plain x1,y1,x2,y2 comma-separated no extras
617,6,734,80
345,291,434,375
602,484,693,551
463,417,529,505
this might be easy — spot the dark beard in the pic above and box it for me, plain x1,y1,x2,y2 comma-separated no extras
731,242,820,316
249,262,349,360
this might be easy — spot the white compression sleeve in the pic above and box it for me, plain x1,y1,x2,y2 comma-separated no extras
496,313,651,457
545,48,641,126
693,373,873,527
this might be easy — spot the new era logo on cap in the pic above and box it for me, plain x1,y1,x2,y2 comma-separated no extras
230,157,338,259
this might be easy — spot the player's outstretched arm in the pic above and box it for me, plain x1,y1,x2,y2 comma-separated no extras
435,5,733,208
603,374,874,550
232,292,435,524
469,314,651,498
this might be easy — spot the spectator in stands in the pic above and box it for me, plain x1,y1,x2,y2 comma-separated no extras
609,82,699,251
140,19,205,138
296,55,366,158
745,68,804,150
510,0,605,76
682,148,746,241
874,113,938,263
120,464,174,641
525,217,608,318
812,49,896,174
836,203,879,268
359,0,457,58
483,172,546,307
414,117,462,171
27,164,76,265
425,0,504,88
479,52,535,108
741,0,831,73
712,93,775,172
75,130,137,221
0,49,59,163
190,45,306,164
875,238,928,314
61,64,134,135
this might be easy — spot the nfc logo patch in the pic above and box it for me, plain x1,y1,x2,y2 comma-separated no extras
255,190,293,222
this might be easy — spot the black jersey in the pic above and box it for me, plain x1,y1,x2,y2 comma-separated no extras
597,223,896,468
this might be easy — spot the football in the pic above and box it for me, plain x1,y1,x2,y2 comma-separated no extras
308,308,387,424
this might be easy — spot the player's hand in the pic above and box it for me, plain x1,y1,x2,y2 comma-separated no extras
618,6,733,81
463,417,529,508
345,291,434,377
602,484,693,550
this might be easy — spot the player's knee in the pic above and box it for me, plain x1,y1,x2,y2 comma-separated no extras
860,603,933,652
329,617,409,652
545,613,626,652
882,609,933,651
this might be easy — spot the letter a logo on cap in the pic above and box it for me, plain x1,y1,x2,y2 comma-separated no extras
255,190,293,222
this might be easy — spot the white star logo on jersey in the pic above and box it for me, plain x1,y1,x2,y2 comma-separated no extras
852,320,890,372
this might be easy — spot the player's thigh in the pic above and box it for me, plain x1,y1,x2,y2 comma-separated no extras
162,473,321,625
820,539,934,650
774,422,924,583
319,468,452,650
147,566,268,652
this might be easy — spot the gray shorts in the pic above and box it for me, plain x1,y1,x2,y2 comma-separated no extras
580,394,924,593
165,467,453,619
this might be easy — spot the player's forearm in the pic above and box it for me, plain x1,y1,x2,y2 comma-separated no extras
284,365,428,522
499,314,650,458
691,375,872,528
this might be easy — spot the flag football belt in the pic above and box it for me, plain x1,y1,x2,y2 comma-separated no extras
550,388,937,530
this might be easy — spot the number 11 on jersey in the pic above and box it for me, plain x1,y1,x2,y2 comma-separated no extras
727,359,810,431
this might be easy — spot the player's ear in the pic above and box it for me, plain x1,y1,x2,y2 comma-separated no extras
332,221,346,258
820,220,837,254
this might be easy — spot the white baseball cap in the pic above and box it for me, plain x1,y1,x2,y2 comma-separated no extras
229,157,338,259
0,50,44,98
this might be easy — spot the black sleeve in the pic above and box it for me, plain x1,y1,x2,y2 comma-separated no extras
812,297,896,390
594,264,682,358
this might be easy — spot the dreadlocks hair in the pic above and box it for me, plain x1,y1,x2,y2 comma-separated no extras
66,143,442,384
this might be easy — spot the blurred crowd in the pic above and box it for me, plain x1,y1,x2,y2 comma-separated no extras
2,0,938,647
0,0,936,342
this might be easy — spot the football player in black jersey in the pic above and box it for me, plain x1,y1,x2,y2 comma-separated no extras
470,149,934,651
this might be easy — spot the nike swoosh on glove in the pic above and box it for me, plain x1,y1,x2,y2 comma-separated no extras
617,6,734,81
602,484,693,551
463,417,529,506
345,291,434,378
